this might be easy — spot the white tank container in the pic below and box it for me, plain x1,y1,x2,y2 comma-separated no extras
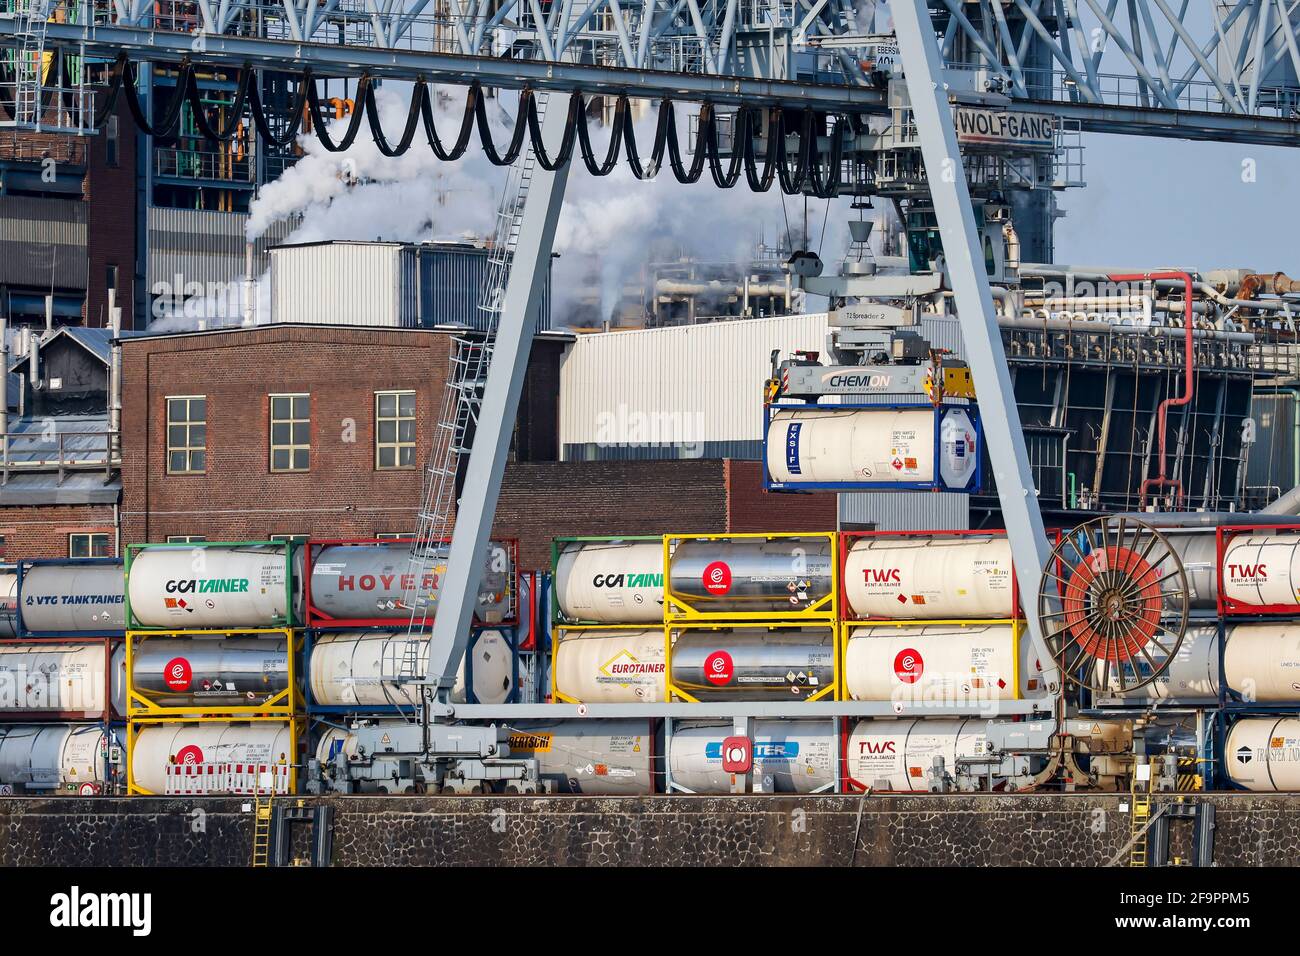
0,571,17,637
554,541,664,623
0,643,125,716
553,629,666,702
1225,717,1300,791
0,724,119,792
130,722,294,794
668,720,836,793
1093,624,1220,703
845,718,1024,791
1223,622,1300,702
19,562,125,633
843,623,1036,703
843,535,1014,619
128,545,289,628
765,406,978,488
1221,534,1300,609
1161,532,1219,609
309,629,514,707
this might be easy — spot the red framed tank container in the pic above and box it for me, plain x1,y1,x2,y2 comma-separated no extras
1217,524,1300,616
838,528,1023,623
0,636,123,724
301,537,520,629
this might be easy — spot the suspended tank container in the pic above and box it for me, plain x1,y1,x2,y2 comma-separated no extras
842,622,1040,704
1222,622,1300,703
128,719,297,795
1224,717,1300,791
125,542,296,630
664,533,838,622
763,403,981,492
552,537,664,625
667,624,837,702
1218,527,1300,614
126,629,299,717
667,719,837,793
0,724,123,795
841,530,1018,620
16,558,125,637
0,642,125,719
303,537,517,628
308,627,517,710
551,627,666,704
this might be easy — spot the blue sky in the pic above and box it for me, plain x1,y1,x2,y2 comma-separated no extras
1057,133,1300,270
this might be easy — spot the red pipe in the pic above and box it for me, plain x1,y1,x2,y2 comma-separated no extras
1108,271,1195,508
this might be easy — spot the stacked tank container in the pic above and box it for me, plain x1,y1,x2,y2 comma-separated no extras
123,541,302,796
0,558,128,795
837,530,1038,793
1213,524,1300,792
301,537,522,718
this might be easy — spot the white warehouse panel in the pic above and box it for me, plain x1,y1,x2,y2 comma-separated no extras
272,241,415,327
559,313,831,458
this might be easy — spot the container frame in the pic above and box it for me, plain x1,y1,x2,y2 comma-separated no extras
550,535,665,627
304,624,521,713
549,623,665,705
125,627,302,718
762,401,983,492
0,636,121,723
838,528,1022,623
15,557,125,639
301,536,520,630
837,618,1025,704
124,540,299,631
665,622,839,704
126,715,301,796
1215,524,1300,616
662,532,840,624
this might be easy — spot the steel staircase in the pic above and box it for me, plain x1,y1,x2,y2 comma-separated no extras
387,95,544,683
9,0,49,130
1129,772,1151,867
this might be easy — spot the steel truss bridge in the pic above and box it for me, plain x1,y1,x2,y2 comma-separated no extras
1,1,1298,729
2,1,1300,144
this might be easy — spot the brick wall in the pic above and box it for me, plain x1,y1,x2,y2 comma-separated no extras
121,325,564,545
494,459,839,570
0,505,116,559
82,97,137,328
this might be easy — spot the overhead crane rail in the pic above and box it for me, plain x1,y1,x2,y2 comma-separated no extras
89,53,858,194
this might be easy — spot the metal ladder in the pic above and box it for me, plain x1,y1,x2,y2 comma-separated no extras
388,97,544,683
1129,772,1151,868
251,794,273,867
10,0,50,130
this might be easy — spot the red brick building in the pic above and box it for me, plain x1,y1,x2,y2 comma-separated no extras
117,324,837,569
119,324,569,545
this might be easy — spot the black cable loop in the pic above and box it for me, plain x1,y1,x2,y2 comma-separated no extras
705,105,746,189
742,107,780,192
421,82,479,161
307,74,370,152
247,71,310,149
575,93,626,175
364,78,425,157
474,85,531,165
524,89,581,172
622,98,671,180
185,65,254,142
665,99,708,184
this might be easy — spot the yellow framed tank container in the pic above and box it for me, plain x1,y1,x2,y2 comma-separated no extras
663,532,839,623
550,624,667,704
125,628,302,718
838,619,1030,704
126,716,301,796
665,622,838,703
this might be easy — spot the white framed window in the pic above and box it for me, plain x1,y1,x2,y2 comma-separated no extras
375,532,412,540
270,393,310,472
69,533,110,558
166,535,206,544
166,396,207,474
375,390,416,470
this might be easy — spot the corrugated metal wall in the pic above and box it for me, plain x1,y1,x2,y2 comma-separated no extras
1247,390,1299,504
148,207,294,290
838,491,970,531
271,242,411,326
558,313,832,456
0,195,87,289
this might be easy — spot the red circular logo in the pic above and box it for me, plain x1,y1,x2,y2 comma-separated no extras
164,657,192,691
894,648,924,684
175,744,203,765
704,650,734,685
702,561,732,595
